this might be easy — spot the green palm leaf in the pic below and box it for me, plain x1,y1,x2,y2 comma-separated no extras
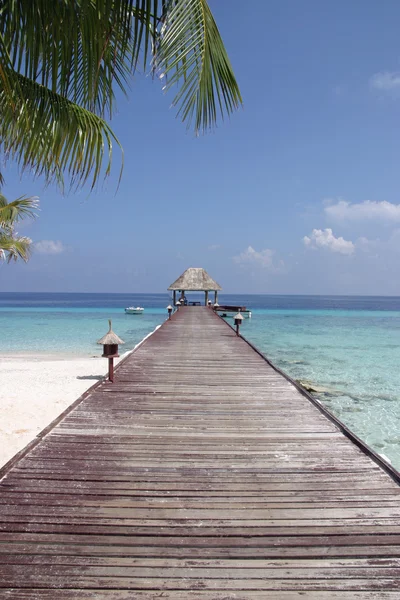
0,232,32,263
0,0,241,188
0,193,36,263
0,72,123,190
155,0,242,133
0,0,134,116
0,194,39,227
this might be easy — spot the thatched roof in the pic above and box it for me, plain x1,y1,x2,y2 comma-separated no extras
168,268,222,291
97,320,125,345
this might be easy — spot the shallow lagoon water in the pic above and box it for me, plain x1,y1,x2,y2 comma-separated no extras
238,305,400,469
0,293,169,356
1,292,399,469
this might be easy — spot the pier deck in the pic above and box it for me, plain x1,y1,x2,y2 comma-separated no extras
1,306,400,598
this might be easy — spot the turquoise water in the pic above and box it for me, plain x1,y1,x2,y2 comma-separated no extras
239,308,400,468
1,292,399,469
0,306,166,356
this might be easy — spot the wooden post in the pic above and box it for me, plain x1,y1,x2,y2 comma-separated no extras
173,290,176,306
214,291,218,304
108,357,114,382
205,290,209,306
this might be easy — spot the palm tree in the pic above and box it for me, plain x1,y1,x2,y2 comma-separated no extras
0,194,38,262
0,1,242,191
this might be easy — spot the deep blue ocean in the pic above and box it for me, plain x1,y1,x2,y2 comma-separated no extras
1,292,400,468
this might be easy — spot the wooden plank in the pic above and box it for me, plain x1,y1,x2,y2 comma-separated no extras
4,591,400,599
2,540,400,559
3,556,400,568
2,571,400,591
1,306,400,596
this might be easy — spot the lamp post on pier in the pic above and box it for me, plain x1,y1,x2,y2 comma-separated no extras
97,320,125,383
234,312,243,336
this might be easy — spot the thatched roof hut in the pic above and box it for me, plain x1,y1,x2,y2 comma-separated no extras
97,320,125,346
168,268,221,306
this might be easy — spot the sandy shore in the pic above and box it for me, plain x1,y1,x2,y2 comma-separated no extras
0,326,161,469
0,353,124,468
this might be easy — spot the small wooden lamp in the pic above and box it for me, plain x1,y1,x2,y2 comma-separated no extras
97,319,125,382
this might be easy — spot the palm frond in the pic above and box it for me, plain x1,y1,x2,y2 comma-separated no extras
0,0,241,188
0,0,136,117
0,231,32,262
0,72,123,190
1,1,241,127
155,0,242,133
0,194,39,227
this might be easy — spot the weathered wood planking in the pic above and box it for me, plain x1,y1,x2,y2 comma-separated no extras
1,306,400,599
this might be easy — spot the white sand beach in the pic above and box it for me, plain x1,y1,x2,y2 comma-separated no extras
0,326,160,469
0,353,122,468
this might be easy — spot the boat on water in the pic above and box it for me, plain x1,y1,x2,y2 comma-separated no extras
214,305,252,318
124,306,144,315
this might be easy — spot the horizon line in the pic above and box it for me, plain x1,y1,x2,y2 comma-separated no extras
1,291,400,299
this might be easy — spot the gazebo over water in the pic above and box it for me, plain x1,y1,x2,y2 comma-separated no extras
168,267,222,306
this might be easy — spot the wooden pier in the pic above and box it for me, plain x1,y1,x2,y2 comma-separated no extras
1,306,400,598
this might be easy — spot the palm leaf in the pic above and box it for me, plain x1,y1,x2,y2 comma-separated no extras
0,72,123,190
0,194,39,227
0,231,32,262
154,0,242,133
0,0,135,117
0,0,241,188
1,1,241,125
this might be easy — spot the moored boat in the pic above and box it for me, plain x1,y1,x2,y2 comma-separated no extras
124,306,144,314
214,305,251,318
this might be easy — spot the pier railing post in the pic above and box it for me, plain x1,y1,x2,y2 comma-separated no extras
234,312,243,336
108,357,114,382
97,320,124,384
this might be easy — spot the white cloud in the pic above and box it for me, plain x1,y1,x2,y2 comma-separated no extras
370,71,400,92
325,199,400,222
303,229,355,255
233,246,284,271
208,244,221,251
34,240,66,255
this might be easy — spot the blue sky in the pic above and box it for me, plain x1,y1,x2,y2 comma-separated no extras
2,0,400,295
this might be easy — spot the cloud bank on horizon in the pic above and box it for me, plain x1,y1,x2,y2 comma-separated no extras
229,194,400,295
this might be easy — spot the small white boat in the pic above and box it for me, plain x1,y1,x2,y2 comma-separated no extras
124,306,144,315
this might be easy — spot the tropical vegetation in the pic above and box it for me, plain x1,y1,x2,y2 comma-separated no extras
0,1,242,191
0,194,38,262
